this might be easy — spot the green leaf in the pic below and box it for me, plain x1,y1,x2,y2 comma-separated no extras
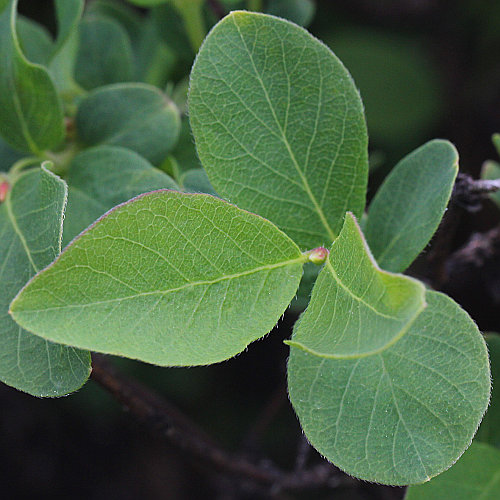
404,443,500,499
266,0,315,27
181,168,217,196
47,0,84,98
76,83,181,165
75,16,133,90
476,334,500,449
493,133,500,157
63,145,178,245
365,140,458,273
0,0,64,153
16,16,53,65
189,11,368,250
10,191,306,366
126,0,168,6
287,216,490,485
481,160,500,208
0,135,24,171
172,118,202,174
0,166,90,396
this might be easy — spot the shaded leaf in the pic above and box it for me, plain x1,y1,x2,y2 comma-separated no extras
76,83,180,165
16,16,53,65
365,140,458,273
63,145,178,245
0,135,24,171
404,443,500,499
11,191,305,366
287,214,490,484
189,11,368,250
0,0,64,153
481,160,500,208
0,166,90,396
181,169,217,196
75,16,133,90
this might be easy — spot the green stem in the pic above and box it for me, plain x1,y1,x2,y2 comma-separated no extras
43,141,81,176
9,156,41,180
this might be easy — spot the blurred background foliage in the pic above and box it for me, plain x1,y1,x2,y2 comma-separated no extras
2,0,500,498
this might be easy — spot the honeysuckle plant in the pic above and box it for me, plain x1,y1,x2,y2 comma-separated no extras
0,0,497,493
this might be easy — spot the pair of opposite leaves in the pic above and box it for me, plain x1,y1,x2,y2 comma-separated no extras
9,11,490,486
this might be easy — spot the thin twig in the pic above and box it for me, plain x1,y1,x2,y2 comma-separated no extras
452,173,500,212
91,354,352,492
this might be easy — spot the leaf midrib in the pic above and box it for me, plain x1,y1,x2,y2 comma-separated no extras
13,254,306,312
231,14,336,242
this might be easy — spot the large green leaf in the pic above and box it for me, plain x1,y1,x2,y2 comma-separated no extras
11,191,306,366
0,0,64,153
365,140,458,273
405,443,500,499
189,11,368,250
63,145,178,245
76,83,180,165
476,334,500,449
0,166,90,396
16,16,53,65
75,16,133,90
287,214,490,485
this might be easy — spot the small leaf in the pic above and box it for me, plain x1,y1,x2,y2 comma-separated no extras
189,11,368,250
0,166,90,396
404,443,500,499
476,334,500,449
63,145,178,244
287,215,490,485
0,0,64,153
365,140,458,273
11,191,305,366
75,16,133,90
76,83,180,165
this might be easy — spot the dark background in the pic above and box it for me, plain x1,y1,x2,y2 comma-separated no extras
2,0,500,498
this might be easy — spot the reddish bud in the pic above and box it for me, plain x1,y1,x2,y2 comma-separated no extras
0,181,10,203
307,246,329,265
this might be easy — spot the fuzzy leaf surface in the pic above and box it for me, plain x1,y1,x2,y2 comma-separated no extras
11,191,305,366
365,140,458,272
0,166,90,396
76,83,180,165
405,443,500,499
287,214,490,485
0,0,64,153
189,11,368,250
63,145,178,245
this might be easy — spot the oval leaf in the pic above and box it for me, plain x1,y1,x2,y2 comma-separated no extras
365,140,458,272
405,443,500,499
189,11,368,250
287,214,490,485
11,191,305,366
0,0,64,153
76,83,180,165
75,16,133,90
0,166,90,396
63,145,178,245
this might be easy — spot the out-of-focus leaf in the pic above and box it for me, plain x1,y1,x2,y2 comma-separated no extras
266,0,315,27
76,83,180,165
0,0,64,153
16,16,53,65
75,16,133,90
181,168,217,196
481,160,500,208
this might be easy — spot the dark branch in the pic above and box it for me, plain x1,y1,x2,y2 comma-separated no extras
91,354,353,492
452,173,500,212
